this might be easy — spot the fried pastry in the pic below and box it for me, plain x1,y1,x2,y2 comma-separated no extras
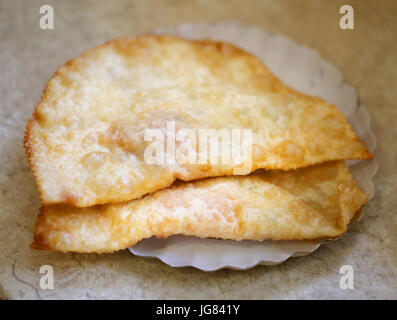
32,161,368,253
25,35,371,207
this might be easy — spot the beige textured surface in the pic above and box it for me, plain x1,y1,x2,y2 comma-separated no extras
0,0,396,299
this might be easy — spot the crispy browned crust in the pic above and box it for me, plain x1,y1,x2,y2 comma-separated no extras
25,35,372,208
32,161,368,253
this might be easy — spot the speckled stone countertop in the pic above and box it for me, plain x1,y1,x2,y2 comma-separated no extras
0,0,396,299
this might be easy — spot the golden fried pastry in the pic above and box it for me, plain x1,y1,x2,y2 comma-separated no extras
25,35,371,207
32,161,368,253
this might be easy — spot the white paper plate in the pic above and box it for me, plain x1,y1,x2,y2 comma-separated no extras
129,22,377,271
